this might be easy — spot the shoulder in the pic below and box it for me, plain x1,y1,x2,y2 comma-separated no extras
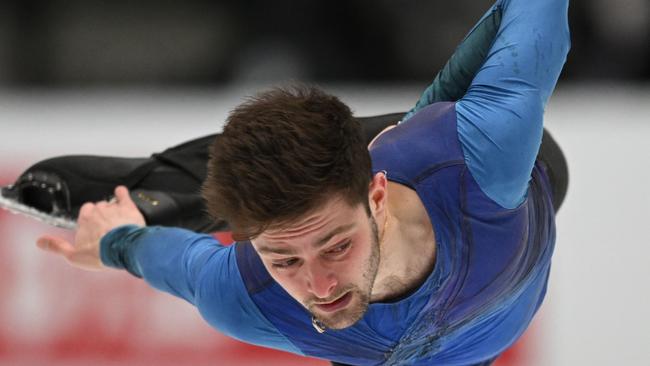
370,102,465,184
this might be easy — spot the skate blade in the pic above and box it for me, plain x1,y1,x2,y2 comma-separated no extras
0,186,77,230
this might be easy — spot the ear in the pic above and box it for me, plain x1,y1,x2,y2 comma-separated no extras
368,171,388,215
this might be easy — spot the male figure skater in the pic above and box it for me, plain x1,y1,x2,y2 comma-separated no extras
34,0,570,364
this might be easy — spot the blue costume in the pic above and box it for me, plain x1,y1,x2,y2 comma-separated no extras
100,0,570,364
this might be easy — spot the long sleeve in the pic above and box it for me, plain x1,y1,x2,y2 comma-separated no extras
100,225,223,303
456,0,570,208
99,225,303,354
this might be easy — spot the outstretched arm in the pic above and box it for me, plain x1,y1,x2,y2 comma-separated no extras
36,186,300,354
456,0,570,208
35,185,216,300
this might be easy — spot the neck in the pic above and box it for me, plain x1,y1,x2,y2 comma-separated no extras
370,182,437,303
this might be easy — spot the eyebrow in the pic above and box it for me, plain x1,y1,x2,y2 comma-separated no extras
256,246,298,256
256,223,356,256
314,223,355,248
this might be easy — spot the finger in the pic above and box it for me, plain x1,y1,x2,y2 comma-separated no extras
93,201,111,220
37,235,75,257
114,186,135,207
78,202,95,220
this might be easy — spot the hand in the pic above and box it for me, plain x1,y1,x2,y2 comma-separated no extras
36,186,146,271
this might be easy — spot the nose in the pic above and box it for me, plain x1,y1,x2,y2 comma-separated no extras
305,262,338,300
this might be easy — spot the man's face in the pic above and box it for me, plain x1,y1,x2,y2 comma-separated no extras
252,197,380,330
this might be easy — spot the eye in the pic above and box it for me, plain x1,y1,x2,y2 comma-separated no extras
327,241,351,255
271,258,299,269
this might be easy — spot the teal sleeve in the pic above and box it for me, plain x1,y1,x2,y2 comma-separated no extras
402,5,502,121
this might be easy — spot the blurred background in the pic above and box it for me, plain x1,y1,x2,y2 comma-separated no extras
0,0,648,86
0,0,649,365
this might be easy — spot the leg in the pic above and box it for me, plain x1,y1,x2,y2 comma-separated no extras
0,113,402,232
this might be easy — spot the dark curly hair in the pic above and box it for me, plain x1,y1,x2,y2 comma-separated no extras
202,84,372,240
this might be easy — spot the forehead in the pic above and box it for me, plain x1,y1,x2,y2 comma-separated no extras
257,197,363,245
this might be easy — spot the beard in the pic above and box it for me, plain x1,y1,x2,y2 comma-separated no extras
308,216,381,330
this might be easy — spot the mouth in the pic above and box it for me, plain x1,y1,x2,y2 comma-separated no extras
315,292,352,313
